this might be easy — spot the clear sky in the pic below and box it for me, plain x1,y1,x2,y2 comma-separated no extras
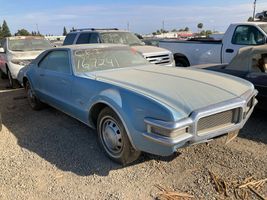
0,0,266,35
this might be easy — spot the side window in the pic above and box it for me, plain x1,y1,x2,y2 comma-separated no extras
232,25,265,45
39,50,71,74
63,34,76,45
76,33,91,44
89,33,100,43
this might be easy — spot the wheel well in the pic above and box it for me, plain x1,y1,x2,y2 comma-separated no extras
173,53,190,66
89,103,109,128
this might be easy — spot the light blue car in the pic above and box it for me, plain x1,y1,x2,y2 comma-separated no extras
22,44,257,165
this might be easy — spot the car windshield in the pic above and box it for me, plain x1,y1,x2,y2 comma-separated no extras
100,32,143,46
8,38,52,51
259,24,267,35
73,47,149,73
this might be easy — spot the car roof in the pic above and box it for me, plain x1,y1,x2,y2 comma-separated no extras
231,22,267,26
69,29,130,34
7,36,46,40
56,43,129,50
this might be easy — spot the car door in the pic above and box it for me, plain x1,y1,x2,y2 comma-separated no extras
38,50,74,113
222,25,266,63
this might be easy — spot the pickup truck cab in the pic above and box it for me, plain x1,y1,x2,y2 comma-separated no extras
159,22,267,67
63,28,174,67
0,36,52,88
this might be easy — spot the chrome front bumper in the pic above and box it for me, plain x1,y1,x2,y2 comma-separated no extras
143,89,258,148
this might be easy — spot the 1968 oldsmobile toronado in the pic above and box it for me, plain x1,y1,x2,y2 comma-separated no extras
22,44,257,165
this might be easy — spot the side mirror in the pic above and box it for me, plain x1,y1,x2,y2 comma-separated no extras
0,47,4,53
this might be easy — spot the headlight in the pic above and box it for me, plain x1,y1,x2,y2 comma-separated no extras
170,53,175,67
11,59,32,66
147,124,189,138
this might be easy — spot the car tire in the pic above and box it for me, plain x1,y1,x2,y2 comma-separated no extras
26,81,43,110
0,69,7,79
175,57,190,67
7,68,19,88
97,107,141,165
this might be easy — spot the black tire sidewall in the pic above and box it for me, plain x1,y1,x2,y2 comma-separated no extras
97,107,139,165
26,81,43,110
175,57,189,67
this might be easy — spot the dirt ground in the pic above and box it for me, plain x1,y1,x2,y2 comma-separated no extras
0,78,266,200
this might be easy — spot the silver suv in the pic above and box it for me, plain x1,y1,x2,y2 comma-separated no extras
63,28,174,66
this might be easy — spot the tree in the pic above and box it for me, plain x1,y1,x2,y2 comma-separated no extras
205,30,212,36
197,23,203,30
248,16,253,21
1,20,11,37
63,26,67,36
184,27,189,32
15,29,31,36
200,30,206,36
171,29,177,32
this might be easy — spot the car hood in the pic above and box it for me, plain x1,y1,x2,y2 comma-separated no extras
91,66,253,118
8,50,44,60
132,45,171,55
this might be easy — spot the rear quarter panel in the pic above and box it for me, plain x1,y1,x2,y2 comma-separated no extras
159,40,222,65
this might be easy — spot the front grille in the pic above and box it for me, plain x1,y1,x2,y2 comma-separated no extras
197,108,240,136
145,54,171,65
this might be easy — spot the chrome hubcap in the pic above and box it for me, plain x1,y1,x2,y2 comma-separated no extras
101,118,123,155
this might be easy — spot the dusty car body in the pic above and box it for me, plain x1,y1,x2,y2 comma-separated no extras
0,36,52,88
193,45,267,109
22,44,257,164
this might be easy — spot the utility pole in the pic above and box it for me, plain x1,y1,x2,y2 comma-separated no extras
162,20,165,38
253,0,257,21
127,22,129,31
36,23,39,33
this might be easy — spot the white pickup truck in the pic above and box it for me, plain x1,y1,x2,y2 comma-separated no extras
159,22,267,67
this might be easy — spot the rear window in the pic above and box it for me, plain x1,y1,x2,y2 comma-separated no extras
76,33,100,44
63,34,76,45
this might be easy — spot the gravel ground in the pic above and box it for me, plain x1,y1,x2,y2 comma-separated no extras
0,78,266,200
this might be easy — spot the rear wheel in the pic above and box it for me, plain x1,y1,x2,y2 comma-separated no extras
0,69,7,79
26,81,43,110
7,68,19,88
97,107,140,165
175,57,190,67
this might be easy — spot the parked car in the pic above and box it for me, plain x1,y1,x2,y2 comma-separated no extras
63,28,174,66
193,45,267,109
0,36,52,88
159,22,267,67
142,38,161,47
21,44,257,165
256,11,267,21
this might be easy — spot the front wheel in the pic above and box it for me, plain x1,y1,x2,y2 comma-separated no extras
26,81,43,110
97,107,140,165
7,68,19,88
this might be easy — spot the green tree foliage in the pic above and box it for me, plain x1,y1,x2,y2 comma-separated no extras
184,27,189,32
15,29,31,36
1,20,11,38
197,23,203,29
63,26,67,36
248,16,253,21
